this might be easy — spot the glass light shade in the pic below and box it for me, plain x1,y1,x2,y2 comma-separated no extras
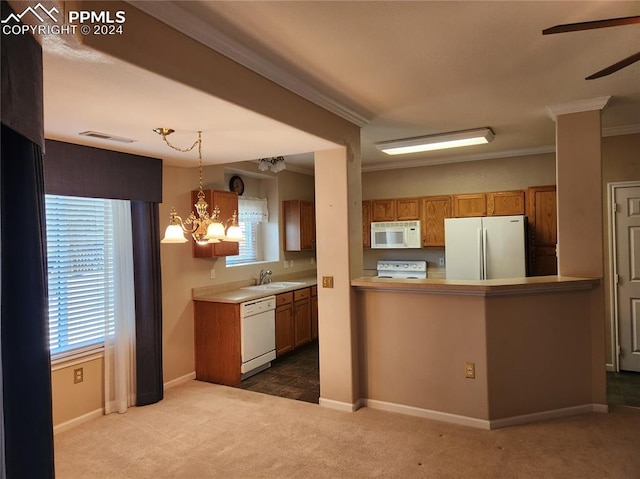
272,160,286,172
225,224,243,242
205,221,226,242
161,224,188,243
258,160,269,171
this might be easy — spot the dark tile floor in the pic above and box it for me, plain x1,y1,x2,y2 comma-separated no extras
607,370,640,407
237,341,320,404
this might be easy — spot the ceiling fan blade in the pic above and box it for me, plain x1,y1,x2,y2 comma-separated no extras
543,15,640,35
586,51,640,80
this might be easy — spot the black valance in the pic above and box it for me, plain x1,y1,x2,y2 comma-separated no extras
44,140,163,202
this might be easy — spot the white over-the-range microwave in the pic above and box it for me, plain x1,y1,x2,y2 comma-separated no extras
370,220,422,249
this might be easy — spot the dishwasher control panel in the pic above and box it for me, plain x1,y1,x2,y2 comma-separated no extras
240,296,276,317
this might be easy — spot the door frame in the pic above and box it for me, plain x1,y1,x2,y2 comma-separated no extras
608,180,640,372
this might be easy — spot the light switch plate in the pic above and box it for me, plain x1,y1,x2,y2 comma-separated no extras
322,276,334,288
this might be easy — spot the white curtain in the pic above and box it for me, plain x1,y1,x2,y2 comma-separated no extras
238,197,268,223
104,200,136,414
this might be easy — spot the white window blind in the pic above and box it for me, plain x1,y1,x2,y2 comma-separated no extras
45,195,116,358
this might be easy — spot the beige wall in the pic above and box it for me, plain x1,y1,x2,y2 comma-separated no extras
51,357,103,427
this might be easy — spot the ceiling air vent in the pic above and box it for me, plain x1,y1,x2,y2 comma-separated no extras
78,131,136,143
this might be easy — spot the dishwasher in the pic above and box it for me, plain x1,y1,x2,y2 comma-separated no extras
240,295,276,379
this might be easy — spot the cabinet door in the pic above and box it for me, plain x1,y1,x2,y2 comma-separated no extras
362,200,371,248
293,288,312,347
527,185,557,276
452,193,487,217
487,190,525,216
396,198,421,220
275,296,294,357
284,200,315,251
421,195,451,247
372,199,396,222
190,190,239,258
311,286,318,340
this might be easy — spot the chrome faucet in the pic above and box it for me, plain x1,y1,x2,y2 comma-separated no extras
258,269,272,285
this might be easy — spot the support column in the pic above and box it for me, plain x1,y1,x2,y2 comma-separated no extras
548,96,609,407
314,145,363,410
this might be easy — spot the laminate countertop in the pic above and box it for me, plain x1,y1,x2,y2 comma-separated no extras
192,276,318,304
351,275,600,296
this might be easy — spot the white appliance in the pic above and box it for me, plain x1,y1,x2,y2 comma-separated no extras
240,295,276,379
444,215,527,280
376,260,427,279
371,220,422,249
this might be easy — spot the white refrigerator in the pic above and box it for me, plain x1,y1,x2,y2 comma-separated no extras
444,215,527,280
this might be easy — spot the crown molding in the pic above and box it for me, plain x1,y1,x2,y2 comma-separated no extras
546,96,611,121
602,124,640,137
362,145,557,173
128,1,369,128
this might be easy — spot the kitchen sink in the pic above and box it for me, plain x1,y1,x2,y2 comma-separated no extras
241,281,305,292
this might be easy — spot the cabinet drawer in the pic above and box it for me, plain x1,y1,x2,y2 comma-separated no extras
276,292,293,306
294,288,311,301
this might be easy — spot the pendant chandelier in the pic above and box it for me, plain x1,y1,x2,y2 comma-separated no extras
258,156,286,173
155,128,243,245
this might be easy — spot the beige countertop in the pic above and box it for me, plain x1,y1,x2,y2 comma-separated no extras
351,275,600,296
193,275,318,304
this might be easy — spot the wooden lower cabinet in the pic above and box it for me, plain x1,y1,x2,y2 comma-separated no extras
311,286,318,340
293,288,312,347
194,301,242,386
275,292,294,357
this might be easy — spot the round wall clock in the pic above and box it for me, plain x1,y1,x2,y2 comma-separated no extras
229,175,245,195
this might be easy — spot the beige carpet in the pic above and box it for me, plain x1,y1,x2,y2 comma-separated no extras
55,380,640,478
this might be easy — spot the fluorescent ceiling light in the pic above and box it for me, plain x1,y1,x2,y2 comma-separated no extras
376,128,494,155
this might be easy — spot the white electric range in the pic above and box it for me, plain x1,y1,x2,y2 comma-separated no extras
376,260,427,279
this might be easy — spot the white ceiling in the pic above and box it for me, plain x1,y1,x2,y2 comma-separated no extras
41,1,640,172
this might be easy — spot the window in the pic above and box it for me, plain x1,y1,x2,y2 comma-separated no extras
45,195,116,358
226,197,268,266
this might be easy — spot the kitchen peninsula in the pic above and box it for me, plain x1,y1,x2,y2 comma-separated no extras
352,275,604,429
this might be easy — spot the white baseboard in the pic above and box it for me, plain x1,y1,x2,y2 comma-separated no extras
362,398,491,430
606,363,616,372
164,371,196,390
319,397,362,412
489,404,608,429
53,408,104,435
360,399,609,430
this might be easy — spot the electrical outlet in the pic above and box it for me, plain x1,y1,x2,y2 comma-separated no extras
210,268,216,279
322,276,334,288
464,362,475,379
439,257,445,266
284,260,290,269
74,367,84,384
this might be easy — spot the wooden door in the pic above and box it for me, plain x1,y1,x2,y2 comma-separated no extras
396,198,421,220
452,193,487,217
421,195,451,247
372,199,396,222
527,185,557,276
487,190,525,216
275,293,294,357
362,200,371,248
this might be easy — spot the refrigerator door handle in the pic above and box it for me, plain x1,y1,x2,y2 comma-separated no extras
477,228,484,279
482,228,488,280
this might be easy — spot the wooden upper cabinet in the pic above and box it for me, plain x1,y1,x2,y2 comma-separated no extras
420,195,451,247
283,200,315,251
362,200,372,248
371,197,420,222
452,193,487,217
487,190,525,216
527,185,558,276
371,199,396,222
191,190,239,258
395,197,421,220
